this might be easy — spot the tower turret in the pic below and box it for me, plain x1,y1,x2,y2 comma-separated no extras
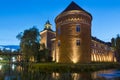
40,20,55,50
55,1,92,63
44,20,52,31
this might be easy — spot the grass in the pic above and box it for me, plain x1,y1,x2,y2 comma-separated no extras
0,60,9,63
27,62,120,73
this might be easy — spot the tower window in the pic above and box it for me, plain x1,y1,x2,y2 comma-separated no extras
58,40,60,46
58,27,61,35
76,25,80,32
76,40,80,46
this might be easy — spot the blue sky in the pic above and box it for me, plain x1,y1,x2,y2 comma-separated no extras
0,0,120,45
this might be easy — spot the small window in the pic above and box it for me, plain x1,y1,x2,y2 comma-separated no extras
76,25,80,32
58,40,60,46
76,40,80,46
58,27,61,35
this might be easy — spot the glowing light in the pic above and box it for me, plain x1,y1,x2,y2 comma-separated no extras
0,64,2,70
72,52,79,63
17,55,21,62
16,65,23,72
72,45,79,63
12,57,16,62
91,53,96,61
72,73,79,80
30,56,35,62
92,54,94,61
0,57,3,60
12,64,15,70
52,50,56,61
52,72,59,79
72,58,78,63
56,48,59,63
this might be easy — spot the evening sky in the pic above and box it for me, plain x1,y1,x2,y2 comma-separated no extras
0,0,120,45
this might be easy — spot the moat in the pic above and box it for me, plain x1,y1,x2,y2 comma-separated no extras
0,63,120,80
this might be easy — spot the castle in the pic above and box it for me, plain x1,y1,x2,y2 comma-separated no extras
40,1,116,63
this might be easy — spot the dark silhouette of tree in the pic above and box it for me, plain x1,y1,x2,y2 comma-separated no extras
16,27,53,63
16,27,40,62
0,49,2,54
38,44,52,62
111,34,120,62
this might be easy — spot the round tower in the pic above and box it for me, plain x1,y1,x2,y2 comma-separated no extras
55,1,92,63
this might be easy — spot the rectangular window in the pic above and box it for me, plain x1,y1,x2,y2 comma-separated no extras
76,25,80,32
58,27,61,35
58,40,60,46
76,40,80,46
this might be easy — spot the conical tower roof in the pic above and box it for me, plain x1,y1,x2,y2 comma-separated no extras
62,1,92,18
43,20,53,31
45,20,51,25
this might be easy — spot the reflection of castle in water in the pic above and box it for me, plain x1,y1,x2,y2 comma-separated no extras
40,1,116,63
0,64,119,80
0,64,21,80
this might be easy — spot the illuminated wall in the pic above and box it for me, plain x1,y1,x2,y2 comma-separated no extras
40,30,55,50
51,38,56,62
40,20,55,50
55,2,92,63
91,39,116,62
41,2,116,63
16,55,22,62
52,38,116,63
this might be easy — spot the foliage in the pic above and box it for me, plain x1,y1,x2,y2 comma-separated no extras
16,27,40,62
0,48,20,62
28,62,119,73
111,34,120,62
16,27,52,63
36,44,52,62
0,49,2,54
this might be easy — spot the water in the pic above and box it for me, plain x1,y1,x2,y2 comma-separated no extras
0,63,120,80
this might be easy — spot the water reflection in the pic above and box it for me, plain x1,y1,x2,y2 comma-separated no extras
0,64,2,70
52,73,94,80
0,64,21,80
98,70,120,80
11,64,15,70
0,63,120,80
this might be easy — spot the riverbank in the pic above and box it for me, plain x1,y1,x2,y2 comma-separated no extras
1,63,119,80
28,62,120,73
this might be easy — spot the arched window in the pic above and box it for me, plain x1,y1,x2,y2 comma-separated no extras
76,25,80,32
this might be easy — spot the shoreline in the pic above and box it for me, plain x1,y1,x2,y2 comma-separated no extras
28,62,120,73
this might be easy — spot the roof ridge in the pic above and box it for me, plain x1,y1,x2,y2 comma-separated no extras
61,1,92,18
62,1,84,12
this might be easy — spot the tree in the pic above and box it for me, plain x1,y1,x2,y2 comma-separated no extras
16,27,40,62
111,34,120,62
38,44,52,62
35,43,52,62
0,49,2,54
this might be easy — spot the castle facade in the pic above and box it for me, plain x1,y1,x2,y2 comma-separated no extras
40,2,116,63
